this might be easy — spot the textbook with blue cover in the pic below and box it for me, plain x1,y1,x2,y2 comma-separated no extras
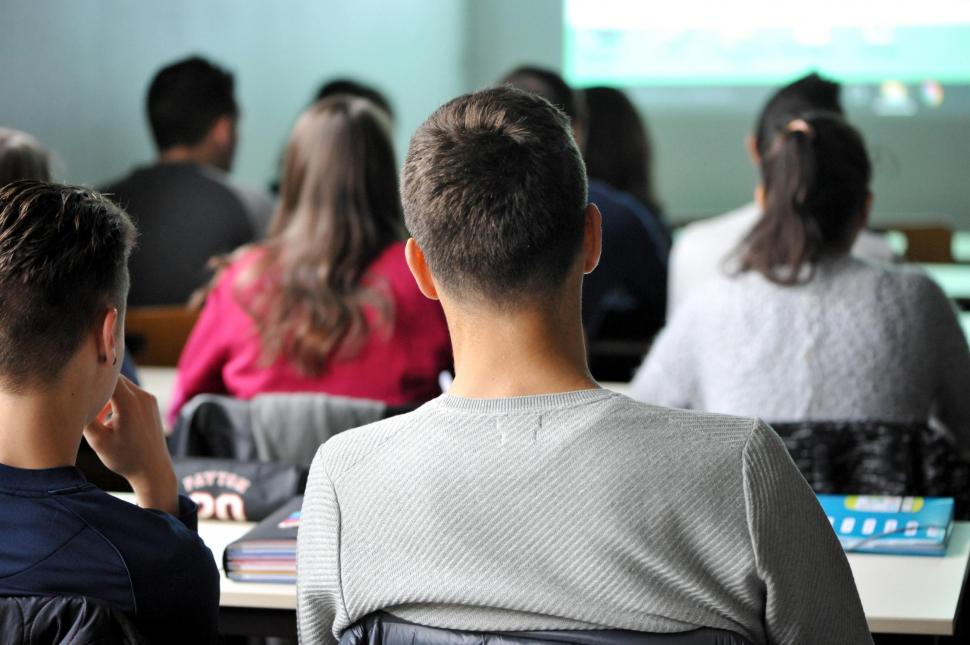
817,494,954,556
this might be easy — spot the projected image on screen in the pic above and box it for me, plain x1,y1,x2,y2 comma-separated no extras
564,0,970,87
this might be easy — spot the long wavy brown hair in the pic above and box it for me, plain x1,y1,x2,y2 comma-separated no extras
236,96,404,374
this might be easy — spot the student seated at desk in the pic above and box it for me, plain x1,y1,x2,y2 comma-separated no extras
297,87,871,645
169,96,451,424
0,182,219,642
667,73,895,315
631,112,970,451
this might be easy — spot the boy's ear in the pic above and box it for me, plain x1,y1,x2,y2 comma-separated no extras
405,238,439,300
582,204,602,274
209,115,235,148
97,307,119,367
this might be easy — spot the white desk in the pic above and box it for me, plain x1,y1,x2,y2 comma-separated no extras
198,518,297,610
195,516,970,635
848,523,970,635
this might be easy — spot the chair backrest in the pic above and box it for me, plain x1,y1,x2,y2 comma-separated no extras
340,612,750,645
166,394,414,521
0,595,146,645
169,393,410,466
892,224,955,263
769,419,970,519
124,305,199,367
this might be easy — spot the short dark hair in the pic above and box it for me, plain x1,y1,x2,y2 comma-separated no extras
500,66,582,123
402,87,587,305
0,181,136,390
754,73,842,157
147,56,237,151
315,78,394,122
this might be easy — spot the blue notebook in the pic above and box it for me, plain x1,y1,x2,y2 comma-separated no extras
817,494,954,556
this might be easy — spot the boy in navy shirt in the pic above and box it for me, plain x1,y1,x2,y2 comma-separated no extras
0,181,219,642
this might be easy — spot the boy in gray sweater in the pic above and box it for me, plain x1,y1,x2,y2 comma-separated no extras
296,88,872,645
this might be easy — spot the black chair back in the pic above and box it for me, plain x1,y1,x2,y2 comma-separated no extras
340,612,750,645
770,420,970,519
0,595,146,644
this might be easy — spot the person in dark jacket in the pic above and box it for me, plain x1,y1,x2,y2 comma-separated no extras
0,181,220,644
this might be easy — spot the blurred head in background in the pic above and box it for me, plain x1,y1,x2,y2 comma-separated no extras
147,55,239,172
315,78,395,125
500,65,587,148
583,87,662,216
0,128,51,187
749,72,842,163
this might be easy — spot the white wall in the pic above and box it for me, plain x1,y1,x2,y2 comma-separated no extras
0,0,467,191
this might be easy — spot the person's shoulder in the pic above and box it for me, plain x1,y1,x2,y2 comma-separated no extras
848,256,942,297
313,397,444,479
587,180,640,224
598,392,762,451
100,165,152,197
677,203,759,249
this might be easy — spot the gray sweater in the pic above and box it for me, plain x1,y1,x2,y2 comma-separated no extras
631,256,970,450
297,389,871,645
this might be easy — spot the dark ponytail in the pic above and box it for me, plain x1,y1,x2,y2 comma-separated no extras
737,111,871,285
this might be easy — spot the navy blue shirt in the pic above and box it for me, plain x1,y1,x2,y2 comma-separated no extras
584,180,669,341
0,463,219,643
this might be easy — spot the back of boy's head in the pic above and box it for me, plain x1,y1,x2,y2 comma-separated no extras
754,73,842,157
401,87,587,307
147,55,237,151
0,181,136,391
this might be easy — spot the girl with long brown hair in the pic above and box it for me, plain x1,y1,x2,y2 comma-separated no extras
169,96,451,421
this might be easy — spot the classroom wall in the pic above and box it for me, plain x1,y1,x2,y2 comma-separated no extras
463,1,970,228
1,0,966,228
0,0,466,193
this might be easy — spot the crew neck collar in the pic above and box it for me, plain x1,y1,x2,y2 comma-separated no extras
435,387,613,414
0,462,89,493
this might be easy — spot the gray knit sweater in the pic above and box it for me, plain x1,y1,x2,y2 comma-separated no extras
297,389,871,645
631,256,970,450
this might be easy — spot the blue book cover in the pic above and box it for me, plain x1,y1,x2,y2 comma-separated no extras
816,494,954,556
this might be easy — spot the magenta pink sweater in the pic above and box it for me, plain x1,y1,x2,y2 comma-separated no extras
168,242,452,424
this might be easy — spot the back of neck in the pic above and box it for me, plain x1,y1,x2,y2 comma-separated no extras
446,302,596,399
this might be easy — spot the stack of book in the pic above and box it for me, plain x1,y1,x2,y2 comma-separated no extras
817,494,954,556
224,496,302,583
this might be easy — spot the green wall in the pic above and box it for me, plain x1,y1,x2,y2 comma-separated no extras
1,0,967,228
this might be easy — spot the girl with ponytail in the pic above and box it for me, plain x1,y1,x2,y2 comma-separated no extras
631,112,970,449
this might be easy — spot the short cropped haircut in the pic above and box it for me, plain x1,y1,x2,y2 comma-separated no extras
147,56,237,151
0,181,136,390
401,87,587,305
754,73,842,157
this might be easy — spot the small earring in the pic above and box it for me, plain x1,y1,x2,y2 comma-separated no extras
113,356,118,366
98,354,107,363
